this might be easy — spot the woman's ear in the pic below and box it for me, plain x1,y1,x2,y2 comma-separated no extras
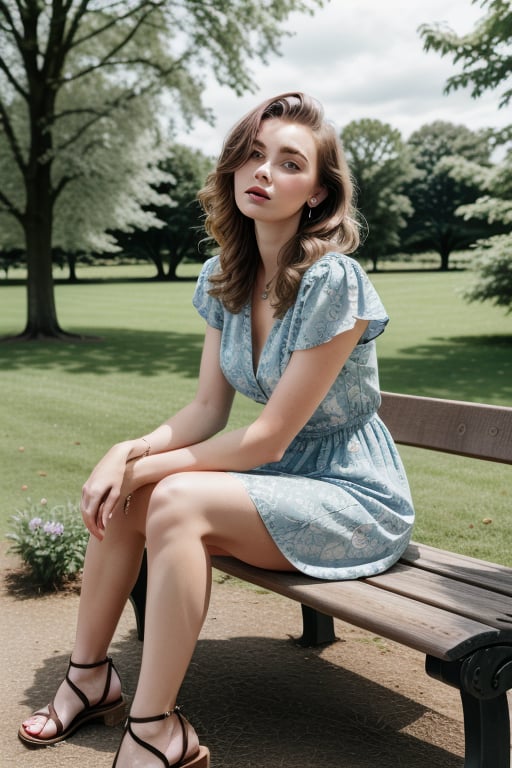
309,187,328,207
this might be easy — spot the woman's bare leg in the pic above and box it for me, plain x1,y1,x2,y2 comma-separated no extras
114,470,293,767
21,488,151,740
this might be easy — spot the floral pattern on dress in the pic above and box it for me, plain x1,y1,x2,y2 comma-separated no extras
192,253,414,580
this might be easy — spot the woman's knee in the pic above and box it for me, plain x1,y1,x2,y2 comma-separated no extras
146,474,202,541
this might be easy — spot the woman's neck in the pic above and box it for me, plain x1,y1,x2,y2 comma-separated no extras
254,218,299,275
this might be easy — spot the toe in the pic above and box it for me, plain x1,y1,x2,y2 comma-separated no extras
21,712,55,739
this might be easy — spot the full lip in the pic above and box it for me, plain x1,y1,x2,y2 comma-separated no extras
245,186,271,200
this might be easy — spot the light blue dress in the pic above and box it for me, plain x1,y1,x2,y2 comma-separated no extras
193,252,414,580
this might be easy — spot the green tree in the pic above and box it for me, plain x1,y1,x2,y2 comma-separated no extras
115,144,214,280
0,88,174,280
462,234,512,313
455,149,512,313
340,119,414,271
403,122,493,270
420,0,512,108
420,0,512,309
0,0,322,340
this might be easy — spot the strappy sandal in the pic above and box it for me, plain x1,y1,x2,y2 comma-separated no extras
18,656,126,747
112,706,210,767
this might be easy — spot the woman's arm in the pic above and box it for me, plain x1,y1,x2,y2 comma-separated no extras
126,318,369,489
81,325,236,536
126,325,236,459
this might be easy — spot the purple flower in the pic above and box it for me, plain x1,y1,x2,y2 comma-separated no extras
43,521,64,536
29,517,43,531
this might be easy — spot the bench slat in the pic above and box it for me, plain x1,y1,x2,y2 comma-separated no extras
401,542,512,597
366,563,512,630
212,556,506,661
379,392,512,463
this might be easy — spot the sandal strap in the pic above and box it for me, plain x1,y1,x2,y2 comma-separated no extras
30,702,64,736
68,656,110,670
125,707,188,766
47,702,64,735
66,656,115,709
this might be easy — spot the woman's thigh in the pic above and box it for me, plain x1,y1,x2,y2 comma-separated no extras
148,471,296,572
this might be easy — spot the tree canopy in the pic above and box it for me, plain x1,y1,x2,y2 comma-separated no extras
0,0,323,339
403,121,493,270
420,0,512,311
341,118,414,271
114,143,214,280
420,0,512,108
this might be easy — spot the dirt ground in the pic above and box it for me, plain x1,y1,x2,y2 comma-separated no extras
2,543,505,768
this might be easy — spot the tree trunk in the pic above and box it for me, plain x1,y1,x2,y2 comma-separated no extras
67,253,78,283
13,75,80,340
438,241,451,271
18,159,68,339
150,251,166,279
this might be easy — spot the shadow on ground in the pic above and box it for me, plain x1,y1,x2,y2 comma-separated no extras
0,328,204,378
379,334,512,402
2,326,510,402
17,630,462,768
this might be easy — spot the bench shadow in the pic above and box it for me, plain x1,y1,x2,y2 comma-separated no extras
18,630,463,768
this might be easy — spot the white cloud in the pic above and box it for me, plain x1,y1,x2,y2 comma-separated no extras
175,0,510,156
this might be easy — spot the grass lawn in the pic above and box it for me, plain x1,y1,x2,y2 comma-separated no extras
1,264,511,564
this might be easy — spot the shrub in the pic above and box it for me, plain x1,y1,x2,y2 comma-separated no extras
6,501,89,590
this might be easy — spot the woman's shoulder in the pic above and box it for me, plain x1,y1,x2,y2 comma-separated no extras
302,252,366,285
198,254,221,278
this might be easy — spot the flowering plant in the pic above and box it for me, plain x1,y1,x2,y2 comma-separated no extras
6,501,89,590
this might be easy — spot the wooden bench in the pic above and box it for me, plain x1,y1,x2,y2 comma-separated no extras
130,392,512,768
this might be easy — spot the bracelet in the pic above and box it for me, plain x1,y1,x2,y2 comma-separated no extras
141,437,151,458
123,494,132,516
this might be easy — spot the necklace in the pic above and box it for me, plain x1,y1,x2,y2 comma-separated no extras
260,270,278,300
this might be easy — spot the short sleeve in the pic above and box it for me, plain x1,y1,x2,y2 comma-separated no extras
292,253,388,350
192,256,224,330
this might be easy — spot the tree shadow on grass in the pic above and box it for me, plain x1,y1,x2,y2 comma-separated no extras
0,328,204,378
2,329,510,403
17,632,463,768
379,334,512,403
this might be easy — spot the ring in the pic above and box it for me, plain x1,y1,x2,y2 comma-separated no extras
123,494,132,516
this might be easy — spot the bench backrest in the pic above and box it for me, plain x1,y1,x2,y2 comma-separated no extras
379,391,512,464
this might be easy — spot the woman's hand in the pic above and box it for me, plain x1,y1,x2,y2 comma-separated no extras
81,441,134,540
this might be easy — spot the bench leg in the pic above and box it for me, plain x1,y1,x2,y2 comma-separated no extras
130,556,337,648
129,549,147,641
427,649,512,768
298,605,336,647
459,688,510,768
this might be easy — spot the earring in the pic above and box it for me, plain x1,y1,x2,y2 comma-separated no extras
310,197,317,205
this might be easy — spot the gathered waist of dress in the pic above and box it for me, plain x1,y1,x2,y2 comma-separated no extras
292,410,378,443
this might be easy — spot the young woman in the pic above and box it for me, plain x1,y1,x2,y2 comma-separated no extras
18,92,414,767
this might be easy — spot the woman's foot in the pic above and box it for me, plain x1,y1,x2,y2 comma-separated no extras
113,707,209,767
19,656,125,746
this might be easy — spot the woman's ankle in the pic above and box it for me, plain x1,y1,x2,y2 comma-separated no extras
66,656,122,706
127,708,199,765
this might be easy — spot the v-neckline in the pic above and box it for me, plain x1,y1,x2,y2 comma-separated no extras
249,300,277,378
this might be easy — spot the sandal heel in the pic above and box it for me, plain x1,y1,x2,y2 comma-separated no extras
102,700,127,727
187,746,210,767
112,708,210,768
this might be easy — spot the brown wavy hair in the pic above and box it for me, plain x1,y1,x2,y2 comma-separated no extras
197,92,360,318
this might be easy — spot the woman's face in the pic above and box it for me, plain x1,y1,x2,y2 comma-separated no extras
233,118,326,231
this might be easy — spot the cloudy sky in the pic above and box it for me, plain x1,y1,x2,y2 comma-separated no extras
176,0,508,156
